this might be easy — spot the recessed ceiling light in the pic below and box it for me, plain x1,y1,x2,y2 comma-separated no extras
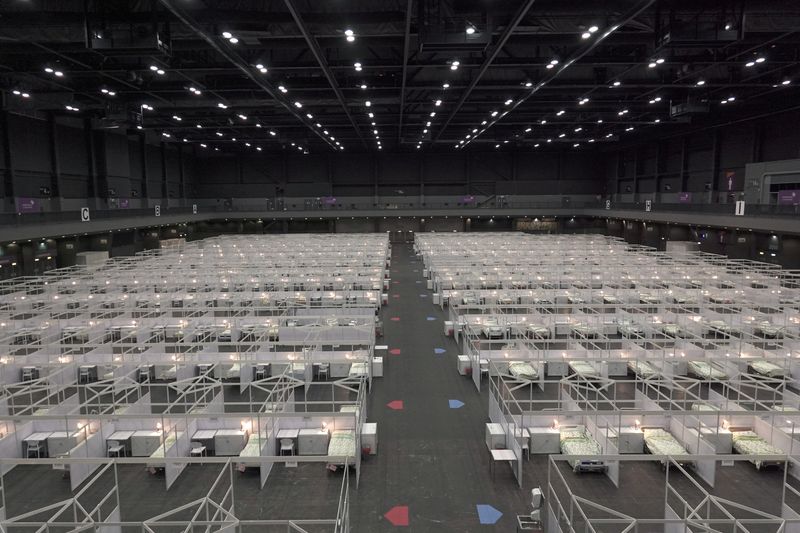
588,25,599,33
525,81,532,87
172,115,182,121
435,99,442,106
354,62,362,71
196,124,202,128
696,79,706,86
574,127,582,132
368,112,374,118
581,32,591,39
222,31,232,39
443,82,450,89
541,119,547,124
365,100,371,107
216,132,223,137
481,120,487,125
426,121,431,127
656,58,665,64
44,67,53,73
648,62,657,68
745,61,756,67
430,112,436,117
238,114,247,120
558,133,566,138
756,57,766,63
504,99,513,105
491,110,498,117
294,101,302,108
782,79,791,85
597,119,603,123
524,127,531,132
217,102,228,108
269,130,276,136
228,37,238,44
278,85,288,93
612,81,621,87
360,84,367,89
556,110,565,116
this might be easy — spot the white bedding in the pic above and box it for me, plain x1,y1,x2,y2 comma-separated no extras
327,430,356,467
508,362,539,380
349,362,369,377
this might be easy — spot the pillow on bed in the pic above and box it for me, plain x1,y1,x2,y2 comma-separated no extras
643,428,670,438
560,427,585,440
731,430,760,440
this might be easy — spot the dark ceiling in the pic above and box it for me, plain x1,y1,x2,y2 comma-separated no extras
1,0,798,154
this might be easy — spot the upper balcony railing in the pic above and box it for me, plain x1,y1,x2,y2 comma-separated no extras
0,194,797,228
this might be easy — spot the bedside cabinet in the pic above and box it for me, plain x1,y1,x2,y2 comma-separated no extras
527,427,560,454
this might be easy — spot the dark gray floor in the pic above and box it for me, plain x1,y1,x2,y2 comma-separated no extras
1,242,791,531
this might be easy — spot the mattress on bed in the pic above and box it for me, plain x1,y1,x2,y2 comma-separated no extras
349,362,369,377
659,324,683,337
148,432,181,461
628,360,659,378
569,361,599,378
570,324,599,337
687,361,728,380
327,430,356,458
731,430,784,469
749,359,787,378
158,365,177,380
691,403,719,411
643,429,690,457
239,433,267,459
508,362,538,380
559,428,603,470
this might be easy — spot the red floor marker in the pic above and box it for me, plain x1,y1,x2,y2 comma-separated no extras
390,317,401,322
384,505,409,526
387,400,404,410
389,348,401,355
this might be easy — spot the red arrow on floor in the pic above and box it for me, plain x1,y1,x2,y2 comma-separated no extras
389,348,401,355
384,505,409,526
387,400,404,410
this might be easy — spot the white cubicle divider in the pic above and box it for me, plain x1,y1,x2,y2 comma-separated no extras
239,361,252,393
670,417,716,487
165,419,196,490
0,421,30,473
70,420,114,490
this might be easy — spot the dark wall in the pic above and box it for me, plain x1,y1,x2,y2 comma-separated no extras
607,110,800,196
0,111,197,204
193,151,605,198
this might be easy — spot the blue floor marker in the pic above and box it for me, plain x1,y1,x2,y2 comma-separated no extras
448,399,464,409
434,347,446,355
419,293,428,298
476,505,502,525
426,316,437,321
415,280,422,284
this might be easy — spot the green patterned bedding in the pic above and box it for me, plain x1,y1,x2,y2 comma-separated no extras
687,361,728,380
643,429,690,457
731,430,785,469
628,360,658,378
749,359,787,378
560,428,603,469
569,361,599,378
508,362,538,380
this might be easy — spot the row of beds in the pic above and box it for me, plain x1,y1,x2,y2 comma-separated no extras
476,317,789,341
154,361,370,382
144,428,358,474
559,423,787,474
500,357,788,382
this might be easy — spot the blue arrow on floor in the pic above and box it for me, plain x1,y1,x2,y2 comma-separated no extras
434,347,446,355
419,293,428,298
476,504,503,525
448,399,464,409
415,280,422,284
426,316,437,321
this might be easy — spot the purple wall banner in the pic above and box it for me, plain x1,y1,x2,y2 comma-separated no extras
777,190,800,206
16,197,40,213
461,195,476,204
119,199,130,209
677,192,692,203
321,196,337,205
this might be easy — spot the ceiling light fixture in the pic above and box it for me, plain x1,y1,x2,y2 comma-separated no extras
354,62,362,71
450,60,460,70
443,82,450,89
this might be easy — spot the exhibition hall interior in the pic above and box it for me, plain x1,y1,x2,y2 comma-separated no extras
1,0,800,531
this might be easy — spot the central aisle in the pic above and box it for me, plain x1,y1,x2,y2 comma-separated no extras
350,241,532,532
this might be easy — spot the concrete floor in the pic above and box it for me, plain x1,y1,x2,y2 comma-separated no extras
0,241,791,531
